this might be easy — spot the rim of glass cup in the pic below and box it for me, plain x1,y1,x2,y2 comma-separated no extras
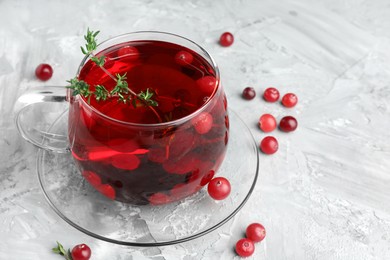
73,31,221,128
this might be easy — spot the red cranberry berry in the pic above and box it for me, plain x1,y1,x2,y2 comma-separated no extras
263,87,279,102
235,238,255,257
117,46,139,60
191,112,213,134
35,63,53,81
242,87,256,100
207,177,231,200
71,243,91,260
197,76,217,95
219,32,234,47
97,184,116,200
258,114,277,132
82,170,101,188
246,223,266,242
260,136,278,154
111,154,140,170
200,170,215,186
149,192,171,205
279,116,298,132
174,50,194,66
281,93,298,108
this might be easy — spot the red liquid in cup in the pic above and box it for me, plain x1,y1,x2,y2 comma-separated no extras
68,40,229,205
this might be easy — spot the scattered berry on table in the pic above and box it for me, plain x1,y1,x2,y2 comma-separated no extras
71,243,92,260
219,32,234,47
258,114,277,132
235,238,255,257
35,63,53,81
260,136,278,154
279,116,298,132
246,223,266,242
263,87,280,102
207,177,231,200
242,87,256,100
281,93,298,108
52,242,91,260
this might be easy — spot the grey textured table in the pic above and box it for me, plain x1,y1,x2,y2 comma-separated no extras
1,0,390,259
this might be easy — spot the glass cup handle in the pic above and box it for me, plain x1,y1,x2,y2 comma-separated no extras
15,86,69,153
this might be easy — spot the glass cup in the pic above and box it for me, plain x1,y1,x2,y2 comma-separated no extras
16,31,229,205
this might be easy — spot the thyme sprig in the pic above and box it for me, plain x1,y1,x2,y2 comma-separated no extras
52,241,72,260
67,28,158,107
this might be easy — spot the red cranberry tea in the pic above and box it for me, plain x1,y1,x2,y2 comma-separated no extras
68,39,229,205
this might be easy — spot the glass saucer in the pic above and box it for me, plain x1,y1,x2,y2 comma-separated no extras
37,109,259,246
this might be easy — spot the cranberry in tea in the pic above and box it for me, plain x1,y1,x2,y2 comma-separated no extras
68,39,229,205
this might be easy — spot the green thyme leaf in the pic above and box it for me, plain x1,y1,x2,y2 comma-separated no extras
52,241,67,256
94,85,109,101
90,56,105,67
67,78,91,98
52,241,73,260
138,88,158,106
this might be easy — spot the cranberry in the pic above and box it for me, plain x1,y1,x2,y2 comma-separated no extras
35,63,53,81
246,223,266,242
163,155,200,175
82,170,101,188
149,192,171,205
281,93,298,108
97,184,116,200
207,177,231,200
279,116,298,132
242,87,256,100
169,131,196,157
191,112,213,134
71,243,91,260
200,170,215,186
263,87,280,102
148,148,167,163
197,76,217,95
258,114,277,132
219,32,234,47
111,154,140,170
260,136,278,154
117,45,139,60
235,238,255,257
174,50,194,66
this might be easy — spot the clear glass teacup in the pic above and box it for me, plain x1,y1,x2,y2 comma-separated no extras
16,31,229,205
